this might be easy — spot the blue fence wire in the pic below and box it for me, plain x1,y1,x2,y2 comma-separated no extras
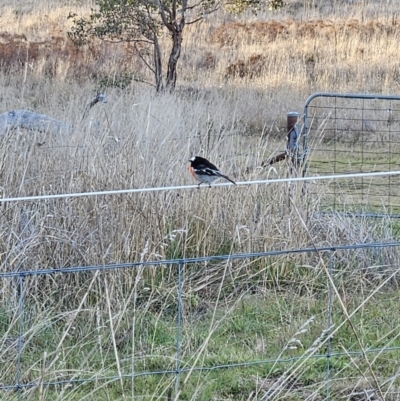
0,241,400,400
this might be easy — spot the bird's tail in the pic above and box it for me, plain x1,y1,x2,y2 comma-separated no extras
221,174,236,185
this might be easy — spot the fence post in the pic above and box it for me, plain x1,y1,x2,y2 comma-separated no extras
263,112,300,169
326,250,334,401
17,274,25,401
286,112,300,175
174,261,183,399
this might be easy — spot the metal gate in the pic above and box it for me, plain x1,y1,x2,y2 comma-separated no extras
302,92,400,217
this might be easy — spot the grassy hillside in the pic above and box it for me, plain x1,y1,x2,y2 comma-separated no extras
0,0,400,400
1,0,400,95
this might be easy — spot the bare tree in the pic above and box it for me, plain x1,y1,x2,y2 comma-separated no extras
68,0,219,91
68,0,285,91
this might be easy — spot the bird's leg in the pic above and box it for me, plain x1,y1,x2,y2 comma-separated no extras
197,183,201,189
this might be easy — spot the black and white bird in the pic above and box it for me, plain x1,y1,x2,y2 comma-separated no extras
188,156,236,188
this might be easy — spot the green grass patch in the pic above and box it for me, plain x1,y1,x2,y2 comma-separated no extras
2,285,400,400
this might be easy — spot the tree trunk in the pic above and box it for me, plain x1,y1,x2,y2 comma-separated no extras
153,35,163,92
165,26,183,91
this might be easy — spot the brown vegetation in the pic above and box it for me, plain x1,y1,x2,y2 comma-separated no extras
0,17,399,90
0,33,143,79
225,54,267,79
210,19,399,46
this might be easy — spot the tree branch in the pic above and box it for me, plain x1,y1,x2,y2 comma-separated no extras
186,5,219,24
157,0,174,30
102,38,154,44
134,43,156,74
172,0,177,25
186,16,203,25
181,0,207,11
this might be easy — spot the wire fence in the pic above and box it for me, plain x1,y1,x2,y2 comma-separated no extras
303,93,400,217
0,170,399,203
2,92,400,400
1,241,400,400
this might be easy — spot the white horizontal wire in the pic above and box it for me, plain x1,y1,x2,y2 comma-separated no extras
1,169,400,203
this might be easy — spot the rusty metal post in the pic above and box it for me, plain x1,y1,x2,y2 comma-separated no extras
287,112,300,175
262,111,301,168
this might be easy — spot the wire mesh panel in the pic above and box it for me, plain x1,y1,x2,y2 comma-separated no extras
1,243,400,400
303,93,400,216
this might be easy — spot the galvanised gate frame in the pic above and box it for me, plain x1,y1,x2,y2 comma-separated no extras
302,92,400,216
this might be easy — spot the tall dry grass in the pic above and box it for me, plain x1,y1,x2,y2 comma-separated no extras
0,71,397,318
0,1,400,399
